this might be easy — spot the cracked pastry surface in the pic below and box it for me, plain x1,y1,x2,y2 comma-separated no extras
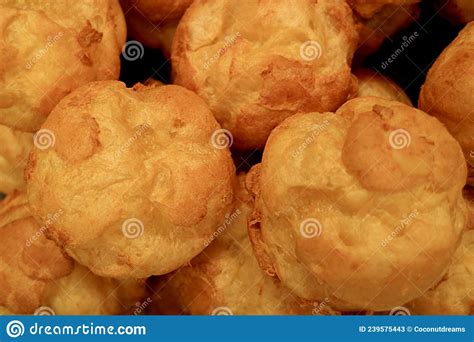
0,0,126,132
247,97,467,311
419,23,474,186
0,192,145,315
150,174,336,315
172,0,358,150
354,68,412,105
407,230,474,315
26,81,235,279
120,0,193,56
0,125,33,194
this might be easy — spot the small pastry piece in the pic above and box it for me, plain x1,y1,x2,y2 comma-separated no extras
419,23,474,185
120,0,193,56
172,0,358,150
0,125,33,194
0,0,126,132
354,69,412,105
0,192,145,315
150,174,336,315
436,0,474,25
407,230,474,315
26,81,235,279
248,97,467,311
350,0,421,61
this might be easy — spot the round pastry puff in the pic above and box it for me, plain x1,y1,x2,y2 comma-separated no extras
354,68,412,105
0,125,33,194
419,22,474,186
120,0,193,56
247,97,468,312
407,230,474,315
172,0,358,150
0,192,145,315
0,0,126,132
150,174,337,315
26,81,235,279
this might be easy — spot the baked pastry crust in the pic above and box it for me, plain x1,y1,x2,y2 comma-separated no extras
407,230,474,315
0,192,145,315
419,22,474,185
0,0,126,132
354,68,412,105
120,0,193,56
0,125,32,194
26,81,235,279
150,174,337,315
172,0,358,150
248,97,467,311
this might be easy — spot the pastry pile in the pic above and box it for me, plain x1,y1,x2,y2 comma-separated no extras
0,0,472,315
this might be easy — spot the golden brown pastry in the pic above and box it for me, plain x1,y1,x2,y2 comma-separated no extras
120,0,193,56
172,0,358,150
419,23,474,185
0,125,33,194
436,0,474,24
0,0,126,132
26,81,235,279
0,192,146,315
354,68,412,105
350,0,421,61
407,230,474,315
150,174,336,315
247,97,467,311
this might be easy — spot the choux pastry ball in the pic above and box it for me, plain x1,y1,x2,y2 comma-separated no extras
26,81,235,279
0,192,146,315
0,0,126,132
419,22,474,185
247,97,467,311
172,0,358,150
